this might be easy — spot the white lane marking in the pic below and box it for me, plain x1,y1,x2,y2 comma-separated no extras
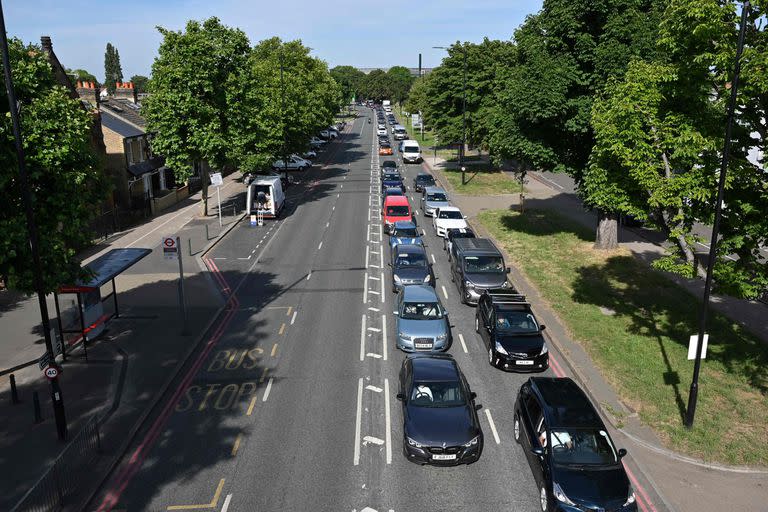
368,275,380,281
341,184,344,189
431,253,436,264
220,493,232,512
367,223,371,241
414,209,419,216
421,229,426,236
379,243,384,269
367,327,381,332
441,285,449,300
366,385,383,393
360,315,366,362
367,352,383,359
379,223,383,240
214,257,226,260
337,193,340,198
365,245,370,268
251,249,257,255
459,333,468,353
237,256,251,260
306,271,312,281
354,378,363,465
382,314,388,361
333,206,336,211
363,272,369,304
368,307,380,312
326,222,330,228
370,250,379,255
368,208,371,221
291,311,297,325
485,409,501,444
369,290,380,295
363,436,384,445
262,377,274,402
318,241,323,250
380,271,386,303
384,378,392,465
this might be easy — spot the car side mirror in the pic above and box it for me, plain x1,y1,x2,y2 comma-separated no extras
396,393,405,402
470,392,477,400
618,448,627,458
463,215,468,219
393,310,399,316
474,403,483,411
506,267,511,274
531,446,545,457
387,262,392,267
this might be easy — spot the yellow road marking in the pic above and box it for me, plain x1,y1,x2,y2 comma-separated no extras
231,434,242,456
259,367,270,384
271,343,278,357
246,395,258,416
286,306,293,316
278,323,286,335
166,479,225,510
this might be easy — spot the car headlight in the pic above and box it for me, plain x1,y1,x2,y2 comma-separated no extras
540,342,548,355
423,274,431,283
398,332,411,341
463,435,479,447
464,280,474,290
494,341,508,356
406,436,423,448
436,333,447,340
552,482,575,506
393,274,402,284
624,487,636,506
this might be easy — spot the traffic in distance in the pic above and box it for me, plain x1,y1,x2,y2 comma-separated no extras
367,100,638,511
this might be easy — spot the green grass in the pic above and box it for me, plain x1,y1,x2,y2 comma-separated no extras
442,165,523,195
479,208,768,466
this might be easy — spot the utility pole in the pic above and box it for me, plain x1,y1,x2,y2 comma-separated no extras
685,0,750,429
418,53,422,79
0,0,67,440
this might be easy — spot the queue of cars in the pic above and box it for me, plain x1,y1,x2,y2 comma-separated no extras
373,105,637,511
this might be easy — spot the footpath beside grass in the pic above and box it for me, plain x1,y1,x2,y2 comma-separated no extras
479,208,768,466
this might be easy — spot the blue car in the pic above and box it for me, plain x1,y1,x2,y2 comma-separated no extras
389,221,423,250
381,171,405,193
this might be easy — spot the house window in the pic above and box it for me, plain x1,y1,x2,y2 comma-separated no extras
131,138,143,164
125,139,133,165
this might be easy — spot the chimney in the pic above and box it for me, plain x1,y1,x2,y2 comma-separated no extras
113,81,138,103
40,36,52,52
76,80,98,107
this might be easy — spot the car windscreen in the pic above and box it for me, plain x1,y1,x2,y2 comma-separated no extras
395,128,407,133
495,310,539,333
464,256,504,273
394,227,418,237
383,162,397,168
401,301,443,320
427,193,448,202
548,428,619,466
438,210,463,219
387,205,410,216
394,251,427,268
410,380,466,408
417,175,434,183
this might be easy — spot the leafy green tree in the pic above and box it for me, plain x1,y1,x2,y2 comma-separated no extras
404,73,431,120
67,68,99,85
130,74,150,93
386,66,414,106
360,69,392,101
330,65,365,102
0,39,106,292
104,42,123,94
143,17,250,215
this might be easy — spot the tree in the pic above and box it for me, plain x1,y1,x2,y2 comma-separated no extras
330,65,365,102
67,68,98,85
130,75,150,94
143,17,250,216
0,39,106,293
386,66,415,106
404,73,431,121
360,69,392,101
104,43,124,94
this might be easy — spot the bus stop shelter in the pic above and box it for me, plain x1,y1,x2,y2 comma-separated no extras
54,248,151,360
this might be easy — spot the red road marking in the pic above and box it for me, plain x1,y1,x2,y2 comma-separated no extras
625,463,657,512
96,260,239,512
549,355,565,377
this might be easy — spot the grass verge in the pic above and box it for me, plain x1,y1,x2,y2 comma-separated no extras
478,208,768,466
442,165,523,195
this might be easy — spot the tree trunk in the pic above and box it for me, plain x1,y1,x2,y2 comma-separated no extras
675,233,707,279
199,161,209,217
594,210,618,250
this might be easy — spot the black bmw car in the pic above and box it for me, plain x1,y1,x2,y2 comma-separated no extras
397,354,484,466
514,377,637,512
413,173,436,192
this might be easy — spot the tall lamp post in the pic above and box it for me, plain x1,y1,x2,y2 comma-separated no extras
0,0,67,440
685,0,750,428
433,44,467,185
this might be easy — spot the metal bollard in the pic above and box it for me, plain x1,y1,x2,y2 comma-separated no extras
10,374,19,404
205,224,210,240
188,238,193,256
33,391,43,423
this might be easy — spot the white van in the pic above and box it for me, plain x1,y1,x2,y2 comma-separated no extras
401,140,422,163
246,175,285,219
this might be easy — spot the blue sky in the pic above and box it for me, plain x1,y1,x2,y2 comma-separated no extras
7,0,540,81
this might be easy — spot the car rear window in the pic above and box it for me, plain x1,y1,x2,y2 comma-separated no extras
387,205,410,216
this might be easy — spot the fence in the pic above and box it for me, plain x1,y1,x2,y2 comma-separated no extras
11,415,101,512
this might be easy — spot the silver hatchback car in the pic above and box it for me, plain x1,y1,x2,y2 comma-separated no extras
394,285,452,352
422,186,449,217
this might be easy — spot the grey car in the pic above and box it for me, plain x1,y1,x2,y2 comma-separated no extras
394,285,452,352
422,186,450,217
390,244,433,292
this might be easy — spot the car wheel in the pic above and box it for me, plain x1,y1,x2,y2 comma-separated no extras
450,271,455,283
514,414,521,444
488,347,494,366
460,285,468,305
540,486,549,512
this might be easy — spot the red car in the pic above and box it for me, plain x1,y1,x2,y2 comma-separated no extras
382,195,412,233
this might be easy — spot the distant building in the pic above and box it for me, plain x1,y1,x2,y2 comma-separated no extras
357,67,433,77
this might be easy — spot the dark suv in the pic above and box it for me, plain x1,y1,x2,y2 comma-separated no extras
514,378,636,512
475,289,548,372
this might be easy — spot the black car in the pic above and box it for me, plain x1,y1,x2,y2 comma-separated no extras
378,135,391,145
514,378,636,512
397,354,483,465
390,244,433,291
444,227,476,257
382,160,398,174
413,173,436,192
475,290,548,372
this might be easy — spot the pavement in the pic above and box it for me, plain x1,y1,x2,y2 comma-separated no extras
421,151,768,512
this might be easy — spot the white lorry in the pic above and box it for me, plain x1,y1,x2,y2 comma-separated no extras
246,175,285,219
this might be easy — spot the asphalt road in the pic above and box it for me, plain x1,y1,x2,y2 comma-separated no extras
90,110,667,512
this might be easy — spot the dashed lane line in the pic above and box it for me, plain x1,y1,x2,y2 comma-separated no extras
485,409,501,444
458,333,468,354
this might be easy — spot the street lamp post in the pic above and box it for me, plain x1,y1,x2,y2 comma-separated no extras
685,0,750,429
433,44,467,185
0,0,67,440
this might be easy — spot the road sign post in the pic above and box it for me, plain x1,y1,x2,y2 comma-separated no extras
210,172,223,228
163,236,187,334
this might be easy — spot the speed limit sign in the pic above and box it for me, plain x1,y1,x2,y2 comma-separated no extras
43,365,59,380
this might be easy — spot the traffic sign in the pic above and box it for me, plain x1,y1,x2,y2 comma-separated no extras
162,236,178,260
688,334,709,360
43,365,59,380
38,351,52,370
210,172,223,187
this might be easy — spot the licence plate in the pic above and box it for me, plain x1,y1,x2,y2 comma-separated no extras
415,343,432,349
432,453,457,460
515,360,534,365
